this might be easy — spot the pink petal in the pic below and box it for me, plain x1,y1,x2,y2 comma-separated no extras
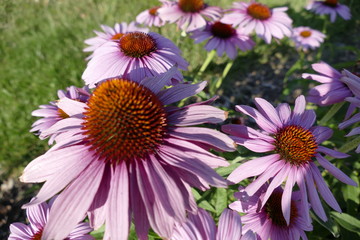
42,160,105,239
228,154,280,184
216,209,242,240
281,166,297,225
105,162,130,240
316,155,357,186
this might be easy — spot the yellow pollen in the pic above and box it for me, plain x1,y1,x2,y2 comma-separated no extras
178,0,204,13
149,6,160,16
82,78,167,164
211,21,236,39
111,33,125,40
300,30,312,38
265,191,298,227
274,125,317,166
119,32,157,58
324,0,338,7
247,3,272,20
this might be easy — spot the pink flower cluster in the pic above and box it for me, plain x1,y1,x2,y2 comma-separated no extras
9,1,357,240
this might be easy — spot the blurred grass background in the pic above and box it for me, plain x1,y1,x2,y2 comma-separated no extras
0,0,311,177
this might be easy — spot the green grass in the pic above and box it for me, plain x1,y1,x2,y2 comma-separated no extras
0,0,310,176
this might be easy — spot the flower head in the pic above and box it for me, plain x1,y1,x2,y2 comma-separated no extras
291,26,326,51
230,185,312,240
171,208,255,240
157,0,222,32
306,0,351,22
222,95,357,225
21,69,235,239
82,31,188,88
83,22,149,59
190,21,255,59
303,62,360,119
8,196,93,240
136,5,166,27
221,1,292,44
30,86,91,144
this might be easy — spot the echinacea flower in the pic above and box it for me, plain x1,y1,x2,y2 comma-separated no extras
171,208,255,240
82,31,188,88
306,0,351,22
291,26,325,51
157,0,222,32
221,1,292,44
222,95,357,225
83,21,149,59
21,69,234,240
136,5,166,27
302,62,360,119
31,86,91,144
8,196,93,240
190,21,255,59
230,185,312,240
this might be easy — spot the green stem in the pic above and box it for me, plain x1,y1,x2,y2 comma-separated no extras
318,102,345,126
194,50,216,83
327,135,360,161
210,60,234,95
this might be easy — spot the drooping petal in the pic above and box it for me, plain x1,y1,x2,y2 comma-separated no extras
42,160,105,239
105,162,130,240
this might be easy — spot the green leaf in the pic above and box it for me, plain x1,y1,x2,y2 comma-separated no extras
331,212,360,235
310,210,340,238
215,188,228,215
192,188,216,212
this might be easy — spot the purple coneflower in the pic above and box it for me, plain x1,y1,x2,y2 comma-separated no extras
306,0,351,22
303,62,353,106
83,21,149,59
21,69,234,239
190,21,255,59
31,86,90,144
222,95,357,225
230,185,312,240
136,5,166,27
8,196,93,240
291,26,325,51
221,1,292,44
157,0,222,32
171,208,255,240
82,31,188,88
302,62,360,119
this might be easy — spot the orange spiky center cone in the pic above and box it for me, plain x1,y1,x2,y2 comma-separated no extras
274,125,318,166
178,0,204,13
119,32,157,58
247,3,272,20
82,78,167,164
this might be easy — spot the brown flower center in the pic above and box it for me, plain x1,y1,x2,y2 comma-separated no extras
119,32,157,58
57,108,70,119
265,191,298,227
274,125,317,166
300,30,312,38
111,33,125,40
247,3,272,20
31,229,43,240
211,21,236,39
178,0,204,13
324,0,338,7
149,6,160,16
82,78,167,163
